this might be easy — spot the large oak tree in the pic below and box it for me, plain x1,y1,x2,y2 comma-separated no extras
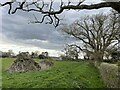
61,11,119,61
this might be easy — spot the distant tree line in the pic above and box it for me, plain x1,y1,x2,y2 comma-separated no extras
0,50,15,58
0,50,49,59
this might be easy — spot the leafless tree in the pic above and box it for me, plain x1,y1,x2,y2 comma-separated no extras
41,51,48,57
61,11,119,61
62,44,80,60
0,0,120,27
104,46,118,60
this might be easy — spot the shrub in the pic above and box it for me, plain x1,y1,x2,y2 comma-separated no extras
99,62,119,88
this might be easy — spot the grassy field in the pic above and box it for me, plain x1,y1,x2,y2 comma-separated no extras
0,58,2,88
2,58,106,88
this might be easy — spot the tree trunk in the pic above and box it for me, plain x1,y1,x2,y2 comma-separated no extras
92,51,104,62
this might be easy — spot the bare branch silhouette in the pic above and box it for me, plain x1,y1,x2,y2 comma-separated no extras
1,0,120,27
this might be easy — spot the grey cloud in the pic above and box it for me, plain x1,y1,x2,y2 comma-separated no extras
2,3,111,51
64,7,111,24
2,10,74,50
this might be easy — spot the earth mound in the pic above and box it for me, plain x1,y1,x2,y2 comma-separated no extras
8,52,41,73
39,60,54,70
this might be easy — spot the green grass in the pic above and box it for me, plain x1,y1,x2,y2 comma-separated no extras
2,58,105,88
0,58,2,88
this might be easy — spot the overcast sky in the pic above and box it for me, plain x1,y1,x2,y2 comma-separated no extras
0,0,111,56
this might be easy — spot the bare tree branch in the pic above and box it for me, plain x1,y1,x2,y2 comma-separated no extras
61,11,119,61
1,1,120,27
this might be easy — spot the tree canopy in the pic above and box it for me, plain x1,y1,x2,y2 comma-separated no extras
61,11,119,61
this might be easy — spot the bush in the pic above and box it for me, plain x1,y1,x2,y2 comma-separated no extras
103,59,118,64
99,62,119,88
39,54,46,59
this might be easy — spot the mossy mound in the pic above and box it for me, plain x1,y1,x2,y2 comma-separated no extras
8,52,41,73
